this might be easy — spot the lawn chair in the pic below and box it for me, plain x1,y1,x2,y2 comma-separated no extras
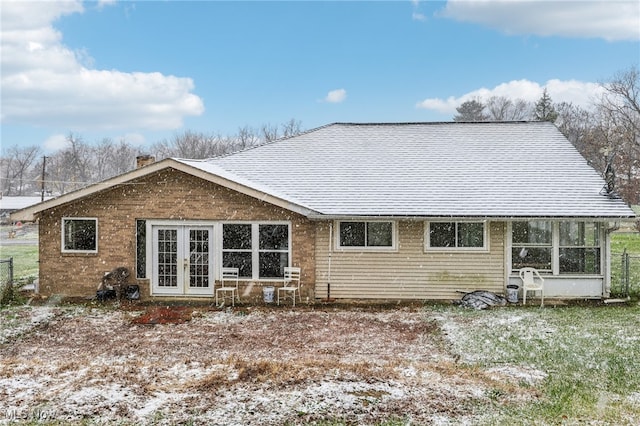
216,267,239,307
277,267,301,306
519,267,544,307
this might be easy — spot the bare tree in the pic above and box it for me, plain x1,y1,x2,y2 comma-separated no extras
1,145,41,195
44,134,93,194
553,67,639,204
2,120,305,196
281,118,303,138
111,139,138,176
260,123,280,142
596,66,640,203
0,152,14,195
485,96,531,121
235,126,262,151
93,138,138,180
601,66,640,132
555,102,598,157
94,138,116,181
151,130,227,160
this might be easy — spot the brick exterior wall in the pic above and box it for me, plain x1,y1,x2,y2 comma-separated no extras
37,168,316,302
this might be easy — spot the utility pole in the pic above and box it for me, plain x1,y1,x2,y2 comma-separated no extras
40,156,47,201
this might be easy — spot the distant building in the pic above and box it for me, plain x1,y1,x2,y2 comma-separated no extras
0,196,53,224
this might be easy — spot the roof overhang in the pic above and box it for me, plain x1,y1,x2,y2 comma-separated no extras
305,214,638,221
9,158,319,222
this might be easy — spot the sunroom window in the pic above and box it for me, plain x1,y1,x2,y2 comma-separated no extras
559,222,601,274
427,222,485,250
338,221,394,248
62,218,97,253
512,221,552,271
511,221,603,275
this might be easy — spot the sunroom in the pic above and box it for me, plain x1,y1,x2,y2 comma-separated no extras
506,220,614,298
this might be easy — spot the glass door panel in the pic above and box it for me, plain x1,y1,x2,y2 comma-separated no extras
152,225,214,296
186,227,213,295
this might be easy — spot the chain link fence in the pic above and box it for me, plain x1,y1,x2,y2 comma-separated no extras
0,257,14,305
611,250,640,298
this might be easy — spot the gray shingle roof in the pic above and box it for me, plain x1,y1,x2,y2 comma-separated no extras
176,122,635,218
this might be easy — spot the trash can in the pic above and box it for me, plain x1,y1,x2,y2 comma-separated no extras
506,285,519,303
263,286,275,303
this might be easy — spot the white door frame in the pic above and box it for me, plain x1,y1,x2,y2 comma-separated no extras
149,222,214,296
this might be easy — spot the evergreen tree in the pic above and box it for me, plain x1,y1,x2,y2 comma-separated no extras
453,99,488,122
534,89,559,122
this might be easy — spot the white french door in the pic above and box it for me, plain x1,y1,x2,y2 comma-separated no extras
151,225,214,296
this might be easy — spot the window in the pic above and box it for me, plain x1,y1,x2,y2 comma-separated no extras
62,218,97,253
510,221,603,275
223,224,253,278
427,222,485,250
512,221,552,270
136,220,146,278
259,224,289,278
559,222,601,274
338,221,394,249
223,223,290,279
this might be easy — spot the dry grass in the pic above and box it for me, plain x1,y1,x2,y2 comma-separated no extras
0,304,538,425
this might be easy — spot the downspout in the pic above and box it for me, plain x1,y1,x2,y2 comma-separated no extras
324,222,335,302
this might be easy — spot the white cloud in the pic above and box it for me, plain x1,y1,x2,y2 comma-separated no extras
325,89,347,103
440,0,640,41
121,132,146,146
97,0,117,9
43,133,69,151
0,0,204,131
411,0,427,21
416,79,605,113
412,12,427,21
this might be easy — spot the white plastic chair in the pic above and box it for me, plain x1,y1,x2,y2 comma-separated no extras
277,267,301,306
519,267,544,307
216,267,239,307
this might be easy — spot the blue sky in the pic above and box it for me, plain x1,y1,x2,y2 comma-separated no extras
1,0,639,153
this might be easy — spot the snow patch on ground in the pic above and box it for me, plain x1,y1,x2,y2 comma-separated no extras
486,365,548,387
0,306,84,344
0,305,539,424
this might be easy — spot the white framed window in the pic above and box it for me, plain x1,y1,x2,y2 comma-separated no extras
558,222,601,274
511,221,552,271
337,221,396,250
222,222,290,279
510,221,603,275
62,218,98,253
426,221,487,251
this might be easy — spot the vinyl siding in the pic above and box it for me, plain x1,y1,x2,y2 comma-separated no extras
314,221,505,300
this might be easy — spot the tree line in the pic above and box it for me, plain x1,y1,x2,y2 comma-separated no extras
452,66,639,204
0,119,302,197
1,66,638,205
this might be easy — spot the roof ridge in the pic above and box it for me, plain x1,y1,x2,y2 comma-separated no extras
331,120,540,126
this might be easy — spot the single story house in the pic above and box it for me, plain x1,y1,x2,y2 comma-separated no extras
11,122,636,302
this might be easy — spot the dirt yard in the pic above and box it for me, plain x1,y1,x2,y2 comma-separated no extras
0,302,538,425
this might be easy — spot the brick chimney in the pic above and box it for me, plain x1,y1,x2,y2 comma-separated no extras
136,155,155,168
